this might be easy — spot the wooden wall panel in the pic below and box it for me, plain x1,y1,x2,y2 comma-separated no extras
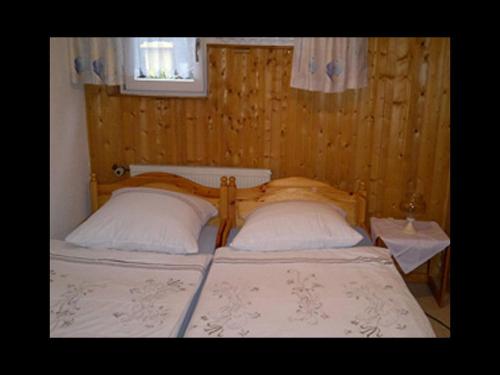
85,37,450,232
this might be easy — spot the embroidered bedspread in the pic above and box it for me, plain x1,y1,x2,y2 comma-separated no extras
50,240,212,337
185,246,435,337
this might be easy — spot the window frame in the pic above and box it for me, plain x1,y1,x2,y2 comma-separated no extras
121,37,208,97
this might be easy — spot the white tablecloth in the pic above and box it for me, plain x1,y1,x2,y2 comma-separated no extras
370,218,450,274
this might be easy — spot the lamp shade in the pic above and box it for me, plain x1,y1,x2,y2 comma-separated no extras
399,192,426,218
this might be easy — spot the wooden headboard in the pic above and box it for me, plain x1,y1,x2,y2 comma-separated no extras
226,176,367,230
90,172,228,225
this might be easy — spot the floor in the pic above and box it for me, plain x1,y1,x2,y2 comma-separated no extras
407,282,450,338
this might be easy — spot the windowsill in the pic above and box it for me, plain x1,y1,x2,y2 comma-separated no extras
134,78,196,83
119,87,208,98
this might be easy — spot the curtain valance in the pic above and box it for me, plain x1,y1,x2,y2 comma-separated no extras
290,38,368,93
68,38,124,86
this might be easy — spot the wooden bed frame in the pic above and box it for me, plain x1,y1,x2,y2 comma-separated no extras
89,172,230,248
220,176,367,246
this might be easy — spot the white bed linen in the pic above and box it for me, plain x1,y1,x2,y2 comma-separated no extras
230,200,363,251
65,187,217,254
185,246,435,337
50,240,212,337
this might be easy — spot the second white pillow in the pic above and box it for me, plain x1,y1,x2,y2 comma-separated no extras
229,200,363,251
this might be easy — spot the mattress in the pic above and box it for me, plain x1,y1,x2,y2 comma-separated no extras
184,246,436,337
50,239,212,337
197,223,221,254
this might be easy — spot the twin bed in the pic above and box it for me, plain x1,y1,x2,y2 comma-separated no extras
50,171,435,337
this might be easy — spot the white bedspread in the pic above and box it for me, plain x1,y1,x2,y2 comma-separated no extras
185,246,435,337
50,240,212,337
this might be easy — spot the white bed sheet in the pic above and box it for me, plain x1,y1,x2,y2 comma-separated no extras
184,246,436,338
50,240,212,337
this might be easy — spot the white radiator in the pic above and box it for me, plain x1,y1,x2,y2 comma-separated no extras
129,165,272,188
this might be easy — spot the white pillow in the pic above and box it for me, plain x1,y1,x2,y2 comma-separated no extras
65,187,217,254
229,200,363,251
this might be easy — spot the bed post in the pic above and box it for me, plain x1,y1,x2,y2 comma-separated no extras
356,180,368,231
219,176,229,221
90,173,99,213
217,176,237,247
228,176,237,229
216,176,229,248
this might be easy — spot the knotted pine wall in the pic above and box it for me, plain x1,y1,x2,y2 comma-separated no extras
85,37,450,233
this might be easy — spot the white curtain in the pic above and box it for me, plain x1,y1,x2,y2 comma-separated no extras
132,37,196,80
290,38,368,93
68,37,124,85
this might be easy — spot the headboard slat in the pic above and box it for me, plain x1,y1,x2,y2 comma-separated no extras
90,172,225,224
228,176,367,229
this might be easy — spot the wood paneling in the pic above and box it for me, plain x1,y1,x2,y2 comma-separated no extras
85,37,450,232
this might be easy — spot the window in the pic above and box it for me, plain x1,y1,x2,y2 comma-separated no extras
121,37,207,97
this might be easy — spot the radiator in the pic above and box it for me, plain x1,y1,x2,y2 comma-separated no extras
129,164,272,188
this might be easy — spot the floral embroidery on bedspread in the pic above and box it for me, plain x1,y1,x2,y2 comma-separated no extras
50,279,105,332
50,269,67,283
343,281,409,337
286,269,330,325
190,281,261,337
113,278,194,329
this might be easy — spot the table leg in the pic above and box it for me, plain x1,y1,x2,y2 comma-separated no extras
375,234,450,306
437,246,450,307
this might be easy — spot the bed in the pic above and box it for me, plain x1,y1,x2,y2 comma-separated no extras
184,177,436,337
50,172,228,337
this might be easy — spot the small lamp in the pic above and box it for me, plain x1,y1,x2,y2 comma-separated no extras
399,192,426,234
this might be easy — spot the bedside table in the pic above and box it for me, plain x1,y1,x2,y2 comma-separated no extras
370,217,450,307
